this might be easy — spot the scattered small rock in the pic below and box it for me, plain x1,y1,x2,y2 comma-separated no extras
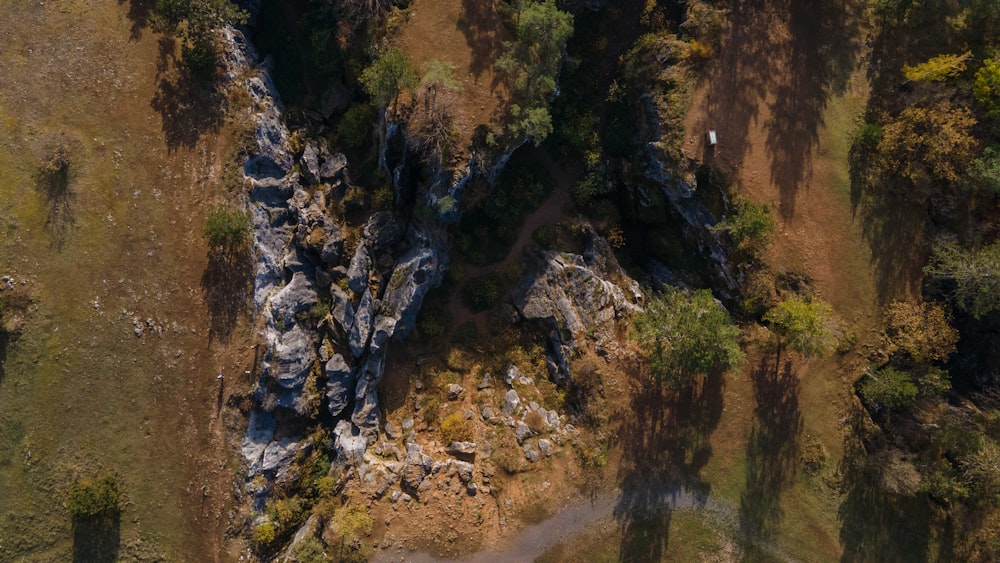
538,438,552,457
504,365,521,386
447,384,464,400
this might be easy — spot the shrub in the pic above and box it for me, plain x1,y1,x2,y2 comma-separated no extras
203,205,251,253
338,103,377,149
858,367,919,410
524,410,547,434
461,273,505,312
440,411,474,443
974,58,1000,119
882,300,958,365
252,520,277,545
66,475,120,520
764,296,838,357
712,196,774,255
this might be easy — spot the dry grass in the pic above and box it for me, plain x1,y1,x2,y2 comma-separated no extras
0,2,249,560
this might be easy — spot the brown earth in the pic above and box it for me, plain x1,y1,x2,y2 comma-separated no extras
0,1,250,560
397,0,511,153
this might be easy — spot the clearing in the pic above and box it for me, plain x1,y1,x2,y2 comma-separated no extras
0,1,249,560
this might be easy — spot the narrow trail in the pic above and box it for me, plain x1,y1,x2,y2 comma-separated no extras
445,147,577,331
372,484,768,563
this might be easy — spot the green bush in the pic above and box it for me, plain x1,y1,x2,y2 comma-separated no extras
66,475,120,520
203,205,251,253
252,520,277,545
338,103,377,150
764,296,838,357
858,367,919,410
461,273,505,312
712,196,774,255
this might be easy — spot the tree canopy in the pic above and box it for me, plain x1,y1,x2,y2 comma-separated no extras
151,0,247,78
875,101,978,186
974,59,1000,119
496,0,574,144
925,241,1000,319
360,48,418,110
632,287,744,384
764,296,838,357
203,206,251,254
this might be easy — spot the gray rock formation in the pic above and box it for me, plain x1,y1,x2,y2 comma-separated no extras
513,228,642,382
325,354,354,417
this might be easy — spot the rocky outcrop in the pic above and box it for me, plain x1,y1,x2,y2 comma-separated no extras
513,228,643,382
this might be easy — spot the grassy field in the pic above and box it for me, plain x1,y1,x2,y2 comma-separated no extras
0,1,248,560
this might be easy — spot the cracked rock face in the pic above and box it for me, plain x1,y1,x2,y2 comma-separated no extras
513,228,642,382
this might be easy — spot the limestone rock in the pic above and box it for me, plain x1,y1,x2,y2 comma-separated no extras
350,289,374,358
333,420,367,466
325,354,354,417
271,324,315,391
502,389,521,416
447,384,464,400
446,442,477,458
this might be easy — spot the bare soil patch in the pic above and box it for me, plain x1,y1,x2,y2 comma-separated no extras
397,0,511,153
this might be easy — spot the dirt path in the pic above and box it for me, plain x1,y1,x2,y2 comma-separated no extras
445,147,577,331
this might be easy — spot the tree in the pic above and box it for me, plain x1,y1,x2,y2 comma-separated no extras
882,300,958,365
711,196,775,256
764,296,837,357
858,366,919,410
359,48,418,111
151,0,247,79
968,145,1000,195
974,59,1000,119
902,51,971,82
203,206,251,254
496,0,574,144
632,288,744,384
925,241,1000,319
67,475,120,520
875,101,978,185
410,60,462,165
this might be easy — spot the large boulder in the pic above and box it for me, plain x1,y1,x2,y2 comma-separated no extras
333,420,367,466
242,410,276,476
350,289,375,358
325,354,355,417
513,229,642,382
269,272,317,329
270,323,315,390
347,244,371,293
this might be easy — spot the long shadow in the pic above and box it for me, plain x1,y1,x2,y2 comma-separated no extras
703,0,862,220
150,68,226,152
34,149,75,248
201,247,253,343
765,0,863,220
0,331,9,384
116,0,153,41
615,369,725,560
72,513,121,563
458,0,507,85
738,355,802,558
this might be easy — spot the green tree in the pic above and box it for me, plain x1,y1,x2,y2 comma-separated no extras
764,296,837,357
974,59,1000,119
632,288,744,384
858,366,919,410
496,0,574,144
67,475,120,520
359,48,418,111
711,196,775,256
151,0,247,79
925,241,1000,319
203,206,250,254
969,145,1000,195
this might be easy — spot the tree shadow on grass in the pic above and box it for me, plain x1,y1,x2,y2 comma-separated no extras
201,247,252,343
458,0,508,86
150,68,226,152
117,0,154,41
72,513,121,563
701,0,863,220
738,356,802,558
33,147,75,249
615,369,726,560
